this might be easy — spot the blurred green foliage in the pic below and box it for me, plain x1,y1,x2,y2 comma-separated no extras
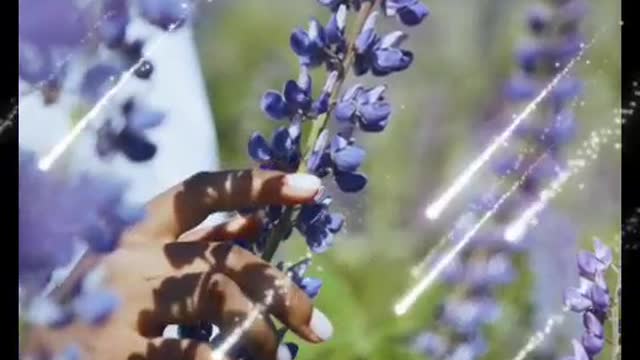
195,0,620,359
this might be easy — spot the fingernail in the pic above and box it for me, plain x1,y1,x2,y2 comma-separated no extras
283,174,321,196
277,344,293,360
309,308,333,341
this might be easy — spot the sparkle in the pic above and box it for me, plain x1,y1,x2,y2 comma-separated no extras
504,169,572,242
211,290,275,360
36,9,192,171
504,107,624,243
510,311,567,360
396,154,548,316
424,43,589,220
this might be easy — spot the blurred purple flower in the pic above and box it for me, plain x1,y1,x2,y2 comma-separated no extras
19,148,143,298
384,0,430,26
138,0,192,31
96,98,164,162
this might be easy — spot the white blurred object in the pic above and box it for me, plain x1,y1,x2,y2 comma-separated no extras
20,25,220,205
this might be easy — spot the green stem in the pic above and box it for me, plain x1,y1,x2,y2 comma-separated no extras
261,207,295,261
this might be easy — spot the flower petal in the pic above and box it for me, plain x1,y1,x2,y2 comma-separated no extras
583,312,604,338
355,28,377,54
335,171,368,193
380,31,407,48
581,332,605,356
248,132,273,162
327,213,345,233
564,287,592,312
305,226,334,253
261,90,290,120
373,48,413,74
365,85,387,103
397,1,430,26
577,250,599,279
271,127,295,158
333,143,366,172
123,100,165,130
326,5,347,43
412,332,449,358
290,28,312,56
284,80,311,112
589,284,611,311
593,238,613,269
335,101,357,123
138,0,191,31
504,75,539,101
300,277,323,298
117,128,157,162
297,204,326,230
358,102,392,132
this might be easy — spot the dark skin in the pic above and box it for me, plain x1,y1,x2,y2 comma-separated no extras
24,169,332,360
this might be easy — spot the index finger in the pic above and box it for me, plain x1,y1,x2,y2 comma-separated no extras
130,169,321,241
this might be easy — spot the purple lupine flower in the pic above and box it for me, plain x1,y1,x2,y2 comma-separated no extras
19,0,88,50
316,0,357,12
527,5,552,34
96,98,164,162
99,0,131,48
295,197,344,254
290,8,348,69
20,148,143,332
261,67,335,121
562,238,612,359
353,13,414,76
307,133,368,193
384,0,430,27
285,258,324,299
412,332,449,358
239,1,429,356
439,298,501,335
248,125,303,172
416,2,587,359
504,74,540,102
138,0,193,31
576,238,613,280
334,84,392,132
80,64,123,104
18,0,89,97
317,0,429,26
447,335,488,360
19,149,143,287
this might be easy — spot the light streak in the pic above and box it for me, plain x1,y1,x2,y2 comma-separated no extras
510,311,567,360
394,155,547,316
424,40,591,221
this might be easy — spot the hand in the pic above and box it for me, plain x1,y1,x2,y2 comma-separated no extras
25,169,333,360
